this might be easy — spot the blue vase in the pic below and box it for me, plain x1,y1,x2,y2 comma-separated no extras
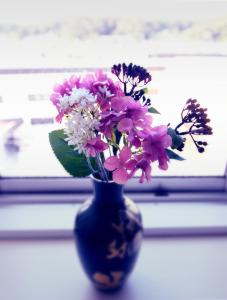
74,176,143,291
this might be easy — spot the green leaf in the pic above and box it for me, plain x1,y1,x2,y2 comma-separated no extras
148,107,160,114
49,129,96,177
167,127,184,150
166,149,185,161
142,87,149,94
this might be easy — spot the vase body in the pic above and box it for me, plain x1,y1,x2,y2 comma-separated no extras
74,177,143,291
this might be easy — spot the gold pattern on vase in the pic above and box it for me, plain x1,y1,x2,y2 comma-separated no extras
92,271,124,290
107,202,142,260
127,231,143,256
125,198,142,225
125,197,139,215
124,210,140,233
106,240,127,259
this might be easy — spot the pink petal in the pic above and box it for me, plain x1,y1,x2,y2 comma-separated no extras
113,167,128,184
69,75,80,87
151,125,167,141
157,125,168,135
158,156,169,171
145,164,152,182
119,146,131,163
86,136,108,152
132,137,141,147
95,69,108,81
96,140,109,152
125,159,137,171
86,148,96,157
56,112,64,123
104,156,120,171
162,135,172,148
125,159,137,178
50,93,59,105
111,96,131,112
139,171,145,184
53,84,63,93
117,118,133,133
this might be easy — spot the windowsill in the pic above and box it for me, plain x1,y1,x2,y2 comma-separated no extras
1,237,227,300
1,195,227,239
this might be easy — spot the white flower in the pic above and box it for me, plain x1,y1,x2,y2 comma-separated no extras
58,88,97,111
69,88,97,107
64,108,100,154
58,94,70,109
98,85,114,98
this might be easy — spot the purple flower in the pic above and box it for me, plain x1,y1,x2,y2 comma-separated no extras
111,96,133,112
99,95,153,143
117,118,133,132
135,159,152,183
111,63,152,97
99,110,123,138
143,125,172,170
113,96,153,142
104,147,132,184
85,136,108,157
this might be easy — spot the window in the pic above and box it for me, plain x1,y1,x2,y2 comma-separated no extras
0,0,226,186
1,1,227,239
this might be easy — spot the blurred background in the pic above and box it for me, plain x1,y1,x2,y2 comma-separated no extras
0,0,227,177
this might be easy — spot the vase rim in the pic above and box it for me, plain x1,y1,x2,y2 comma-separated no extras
90,174,123,186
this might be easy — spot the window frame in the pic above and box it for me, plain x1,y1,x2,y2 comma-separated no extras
1,175,227,238
0,175,226,203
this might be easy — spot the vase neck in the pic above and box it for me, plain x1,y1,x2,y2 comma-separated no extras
92,178,124,204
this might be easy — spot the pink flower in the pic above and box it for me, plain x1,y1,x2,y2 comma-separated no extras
111,96,133,112
99,110,123,138
81,70,124,111
143,125,172,170
117,118,133,132
125,154,152,183
104,147,132,184
99,95,152,143
50,75,81,122
50,70,123,122
112,96,153,138
85,136,108,157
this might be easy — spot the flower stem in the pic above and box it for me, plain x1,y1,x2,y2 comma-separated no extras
96,153,109,182
85,155,96,173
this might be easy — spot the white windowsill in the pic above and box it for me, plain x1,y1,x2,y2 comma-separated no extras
1,197,227,239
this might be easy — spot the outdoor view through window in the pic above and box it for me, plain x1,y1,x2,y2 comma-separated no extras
0,0,226,177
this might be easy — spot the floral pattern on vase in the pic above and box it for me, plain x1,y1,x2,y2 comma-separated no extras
74,177,143,291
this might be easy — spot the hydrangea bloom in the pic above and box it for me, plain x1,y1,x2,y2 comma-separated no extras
99,96,152,143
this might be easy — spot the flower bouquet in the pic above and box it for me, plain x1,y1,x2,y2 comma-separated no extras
49,63,212,183
49,63,212,290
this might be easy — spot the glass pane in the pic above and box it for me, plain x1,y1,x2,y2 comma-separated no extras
0,0,226,177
